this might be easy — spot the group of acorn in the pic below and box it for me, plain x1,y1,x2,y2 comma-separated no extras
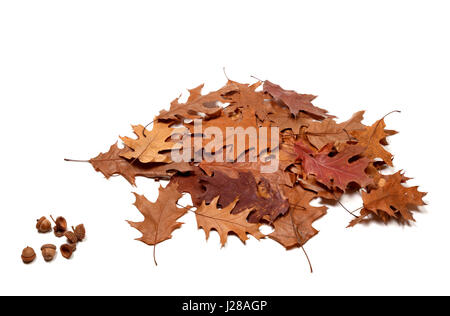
21,216,86,264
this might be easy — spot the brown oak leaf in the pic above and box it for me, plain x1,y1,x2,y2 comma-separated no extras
170,166,206,207
90,143,193,185
196,196,264,247
351,118,396,166
270,186,327,249
349,171,426,226
263,80,333,119
306,111,366,149
199,158,293,189
199,170,289,223
157,82,237,121
186,106,275,161
120,122,185,163
223,80,264,111
298,176,342,200
267,101,313,134
127,183,190,265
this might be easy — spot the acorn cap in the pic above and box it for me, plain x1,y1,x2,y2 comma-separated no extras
41,244,57,262
64,231,78,244
60,243,76,259
54,229,65,237
56,217,67,230
41,244,56,251
73,224,86,241
51,215,67,237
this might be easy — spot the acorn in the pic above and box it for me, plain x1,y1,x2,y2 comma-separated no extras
21,246,36,264
60,243,76,259
72,224,86,241
50,215,67,237
36,216,52,233
64,231,78,244
41,244,57,262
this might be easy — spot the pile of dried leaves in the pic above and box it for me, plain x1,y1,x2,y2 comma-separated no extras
68,77,426,269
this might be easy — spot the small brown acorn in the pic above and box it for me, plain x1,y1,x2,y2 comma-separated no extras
21,246,36,264
36,216,52,233
64,231,78,244
72,224,86,241
60,243,76,259
50,215,67,237
41,244,57,262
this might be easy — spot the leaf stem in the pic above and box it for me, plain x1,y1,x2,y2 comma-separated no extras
250,75,264,82
366,110,401,147
301,246,313,274
223,67,230,81
64,158,90,163
153,245,158,266
289,203,314,273
332,192,358,218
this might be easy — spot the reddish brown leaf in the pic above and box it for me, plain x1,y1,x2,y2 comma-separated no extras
263,80,332,119
295,141,373,190
170,166,206,207
199,170,289,223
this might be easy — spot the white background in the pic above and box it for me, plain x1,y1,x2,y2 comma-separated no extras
0,0,449,296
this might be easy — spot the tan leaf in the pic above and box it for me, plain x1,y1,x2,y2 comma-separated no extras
120,122,185,163
270,186,327,249
268,103,313,134
351,118,396,166
196,196,264,247
157,82,237,121
127,183,190,264
306,111,365,149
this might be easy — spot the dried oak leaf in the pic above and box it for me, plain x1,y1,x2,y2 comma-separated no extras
223,80,264,111
351,118,395,166
306,111,366,150
243,97,279,123
270,186,327,249
267,100,313,134
90,143,193,185
157,82,237,121
199,158,293,189
196,196,264,247
295,141,373,191
186,106,256,140
127,183,190,264
120,122,184,163
199,170,289,223
263,80,333,119
298,176,342,200
186,106,276,161
278,136,301,171
348,171,426,226
170,166,206,207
